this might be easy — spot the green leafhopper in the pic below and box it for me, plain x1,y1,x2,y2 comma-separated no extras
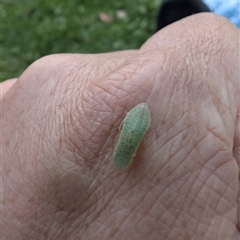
113,103,151,169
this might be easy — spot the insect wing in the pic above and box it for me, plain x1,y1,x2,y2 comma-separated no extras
113,103,151,168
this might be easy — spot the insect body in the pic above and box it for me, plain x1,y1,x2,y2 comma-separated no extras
113,103,151,169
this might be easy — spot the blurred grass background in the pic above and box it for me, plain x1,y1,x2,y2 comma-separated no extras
1,0,162,81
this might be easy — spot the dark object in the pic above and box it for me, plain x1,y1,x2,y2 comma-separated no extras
156,0,211,31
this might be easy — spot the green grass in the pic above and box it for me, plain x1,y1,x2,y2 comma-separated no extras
1,0,162,81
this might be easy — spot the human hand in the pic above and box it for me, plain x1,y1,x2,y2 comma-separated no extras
2,14,239,240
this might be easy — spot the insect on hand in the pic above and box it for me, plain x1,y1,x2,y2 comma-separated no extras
113,103,151,169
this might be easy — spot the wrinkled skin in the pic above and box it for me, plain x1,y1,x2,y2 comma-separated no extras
2,14,240,240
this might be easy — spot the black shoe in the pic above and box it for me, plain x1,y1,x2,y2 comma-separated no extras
156,0,211,31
